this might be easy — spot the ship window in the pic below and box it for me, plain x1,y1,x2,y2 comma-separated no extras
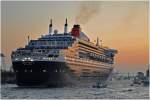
60,42,63,45
42,69,46,72
82,69,90,71
93,71,99,74
52,41,55,45
62,70,65,73
48,41,51,45
70,69,76,72
42,41,46,45
25,69,27,72
31,43,34,45
57,41,60,45
16,54,19,57
68,42,71,44
82,72,90,75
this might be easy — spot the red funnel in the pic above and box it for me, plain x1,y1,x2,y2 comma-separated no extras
71,24,81,37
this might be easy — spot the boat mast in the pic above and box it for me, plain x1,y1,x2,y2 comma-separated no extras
49,19,52,34
64,18,68,34
27,35,30,44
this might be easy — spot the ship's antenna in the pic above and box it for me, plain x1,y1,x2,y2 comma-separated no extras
100,39,103,47
96,37,99,46
64,18,68,34
27,35,30,44
49,19,52,34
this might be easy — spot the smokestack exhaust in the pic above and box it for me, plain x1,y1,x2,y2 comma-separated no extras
75,1,100,25
49,19,52,34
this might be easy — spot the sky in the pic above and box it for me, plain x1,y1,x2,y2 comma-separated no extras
1,1,149,73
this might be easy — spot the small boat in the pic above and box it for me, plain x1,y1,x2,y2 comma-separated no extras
93,81,107,88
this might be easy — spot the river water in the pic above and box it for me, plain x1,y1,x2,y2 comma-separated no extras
1,80,149,99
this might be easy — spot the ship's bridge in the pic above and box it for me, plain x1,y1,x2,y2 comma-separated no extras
26,34,75,50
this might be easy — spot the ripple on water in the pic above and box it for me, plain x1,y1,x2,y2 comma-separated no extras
1,82,149,99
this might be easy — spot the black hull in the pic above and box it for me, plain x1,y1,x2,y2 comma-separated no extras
12,61,74,87
12,61,112,87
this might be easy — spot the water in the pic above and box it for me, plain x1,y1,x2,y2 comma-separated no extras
1,80,149,99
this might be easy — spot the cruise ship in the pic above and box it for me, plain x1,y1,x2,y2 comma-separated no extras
11,19,117,86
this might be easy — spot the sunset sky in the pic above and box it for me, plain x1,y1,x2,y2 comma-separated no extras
1,1,149,73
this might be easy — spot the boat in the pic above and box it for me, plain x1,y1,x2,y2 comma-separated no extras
11,19,117,87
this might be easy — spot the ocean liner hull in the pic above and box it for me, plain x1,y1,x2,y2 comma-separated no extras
12,61,112,87
13,61,73,86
